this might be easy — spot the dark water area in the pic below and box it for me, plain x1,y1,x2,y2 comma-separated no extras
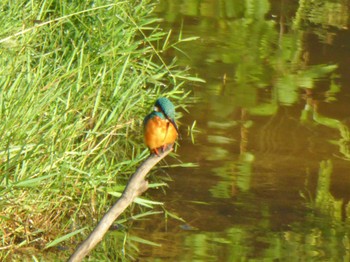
131,1,350,261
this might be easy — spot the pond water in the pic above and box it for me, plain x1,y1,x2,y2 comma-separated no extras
131,0,350,261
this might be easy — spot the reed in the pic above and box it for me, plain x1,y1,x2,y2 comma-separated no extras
0,0,199,260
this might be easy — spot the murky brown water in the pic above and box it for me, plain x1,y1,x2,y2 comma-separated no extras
131,1,350,261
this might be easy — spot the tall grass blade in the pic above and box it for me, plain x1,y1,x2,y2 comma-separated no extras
44,227,87,249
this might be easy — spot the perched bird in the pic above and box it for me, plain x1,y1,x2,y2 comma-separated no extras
143,97,179,155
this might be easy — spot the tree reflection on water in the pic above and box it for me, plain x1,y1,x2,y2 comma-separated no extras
130,0,350,261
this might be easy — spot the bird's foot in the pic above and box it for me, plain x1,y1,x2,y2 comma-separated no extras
162,143,174,152
150,144,174,157
152,147,160,156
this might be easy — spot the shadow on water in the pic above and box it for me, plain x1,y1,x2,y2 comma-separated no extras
130,0,350,261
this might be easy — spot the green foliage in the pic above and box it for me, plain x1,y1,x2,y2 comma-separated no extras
44,227,87,249
0,0,198,259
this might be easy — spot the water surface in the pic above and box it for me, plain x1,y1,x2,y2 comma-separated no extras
132,1,350,260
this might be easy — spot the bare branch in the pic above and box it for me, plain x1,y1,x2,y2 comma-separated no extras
69,148,172,261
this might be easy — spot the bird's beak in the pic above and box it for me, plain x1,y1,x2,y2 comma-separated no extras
169,118,179,134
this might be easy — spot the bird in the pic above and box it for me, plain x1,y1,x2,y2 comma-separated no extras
143,97,179,156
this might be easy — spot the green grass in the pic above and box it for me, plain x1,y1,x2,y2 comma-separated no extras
0,0,200,260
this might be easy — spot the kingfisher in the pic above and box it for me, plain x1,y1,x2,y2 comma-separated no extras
143,97,179,156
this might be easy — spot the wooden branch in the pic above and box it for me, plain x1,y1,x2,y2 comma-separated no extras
68,148,172,262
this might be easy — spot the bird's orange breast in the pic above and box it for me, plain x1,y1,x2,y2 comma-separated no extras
144,116,178,150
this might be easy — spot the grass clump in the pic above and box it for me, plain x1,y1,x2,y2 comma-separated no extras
0,0,195,260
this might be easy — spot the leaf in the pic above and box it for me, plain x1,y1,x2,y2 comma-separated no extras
175,75,206,83
14,173,58,188
147,182,168,188
44,227,87,249
117,211,163,224
108,191,163,207
165,210,185,222
179,36,200,42
129,236,161,247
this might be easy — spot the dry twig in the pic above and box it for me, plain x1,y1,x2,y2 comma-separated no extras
69,148,172,261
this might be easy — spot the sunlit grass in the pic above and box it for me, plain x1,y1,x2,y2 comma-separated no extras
0,0,200,260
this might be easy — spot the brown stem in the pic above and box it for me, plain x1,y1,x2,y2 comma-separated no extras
68,148,172,261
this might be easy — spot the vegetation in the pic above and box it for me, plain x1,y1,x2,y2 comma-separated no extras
0,0,200,260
